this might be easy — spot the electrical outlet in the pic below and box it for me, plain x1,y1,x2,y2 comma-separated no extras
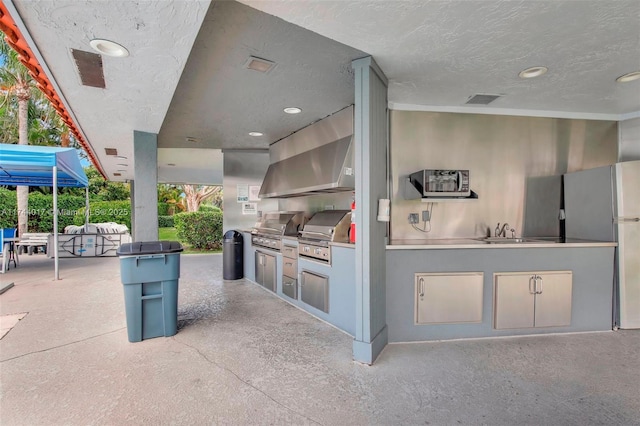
422,210,430,222
408,213,419,224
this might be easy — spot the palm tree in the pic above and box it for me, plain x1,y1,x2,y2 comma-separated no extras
0,36,37,236
1,34,73,235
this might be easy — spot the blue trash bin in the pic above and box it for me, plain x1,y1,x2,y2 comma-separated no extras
116,241,183,342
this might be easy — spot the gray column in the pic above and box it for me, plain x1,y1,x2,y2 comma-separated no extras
619,117,640,162
351,56,389,364
132,131,158,241
129,180,136,237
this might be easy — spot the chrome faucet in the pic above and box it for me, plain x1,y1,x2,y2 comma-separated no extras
495,222,511,238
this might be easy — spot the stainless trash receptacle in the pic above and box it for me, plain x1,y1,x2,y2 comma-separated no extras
223,230,243,280
116,241,183,342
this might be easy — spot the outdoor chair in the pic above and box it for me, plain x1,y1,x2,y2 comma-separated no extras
0,228,19,272
0,228,18,273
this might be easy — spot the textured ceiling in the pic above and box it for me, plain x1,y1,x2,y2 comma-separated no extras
240,0,640,117
11,0,210,181
8,0,640,183
158,1,364,151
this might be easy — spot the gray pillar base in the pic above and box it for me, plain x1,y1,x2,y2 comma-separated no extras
352,325,388,365
0,282,15,295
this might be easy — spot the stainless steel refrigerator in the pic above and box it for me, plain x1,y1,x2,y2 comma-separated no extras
564,160,640,329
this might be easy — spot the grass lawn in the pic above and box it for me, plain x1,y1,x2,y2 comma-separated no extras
159,227,221,254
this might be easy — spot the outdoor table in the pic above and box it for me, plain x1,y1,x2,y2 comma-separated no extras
4,237,19,269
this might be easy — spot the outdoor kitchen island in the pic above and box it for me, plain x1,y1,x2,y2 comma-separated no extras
386,239,617,343
242,232,356,336
242,232,616,343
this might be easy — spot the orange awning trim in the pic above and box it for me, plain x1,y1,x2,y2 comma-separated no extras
0,3,106,178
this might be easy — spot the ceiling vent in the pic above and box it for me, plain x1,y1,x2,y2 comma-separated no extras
466,94,501,105
113,173,121,177
244,56,276,73
104,148,118,155
71,49,106,88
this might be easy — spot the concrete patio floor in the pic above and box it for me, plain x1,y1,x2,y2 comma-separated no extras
1,253,639,425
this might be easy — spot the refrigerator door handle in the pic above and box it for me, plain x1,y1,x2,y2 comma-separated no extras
614,217,640,223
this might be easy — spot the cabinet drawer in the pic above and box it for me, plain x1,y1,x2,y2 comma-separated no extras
283,258,297,278
282,276,297,300
282,245,297,259
301,271,329,313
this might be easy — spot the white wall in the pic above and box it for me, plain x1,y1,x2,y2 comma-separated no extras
389,111,619,240
222,150,278,233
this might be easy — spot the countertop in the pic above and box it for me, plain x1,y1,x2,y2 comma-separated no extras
387,237,617,249
243,230,615,250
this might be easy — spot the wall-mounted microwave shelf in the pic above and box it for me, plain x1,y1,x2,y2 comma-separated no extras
403,177,478,201
420,190,478,202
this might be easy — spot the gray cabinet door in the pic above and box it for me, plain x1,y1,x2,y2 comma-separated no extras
494,271,573,329
494,273,535,329
263,253,276,292
534,272,572,327
301,271,329,313
415,273,483,324
255,252,264,285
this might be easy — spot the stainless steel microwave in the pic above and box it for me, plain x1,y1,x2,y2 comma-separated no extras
409,169,470,197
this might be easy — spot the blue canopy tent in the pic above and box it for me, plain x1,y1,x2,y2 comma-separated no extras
0,143,89,280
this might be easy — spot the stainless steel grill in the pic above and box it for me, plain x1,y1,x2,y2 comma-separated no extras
251,211,307,251
298,210,351,263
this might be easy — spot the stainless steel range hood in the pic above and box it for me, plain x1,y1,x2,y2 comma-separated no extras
259,105,355,199
258,134,355,198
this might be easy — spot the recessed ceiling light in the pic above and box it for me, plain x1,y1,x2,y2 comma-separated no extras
244,56,276,73
89,39,129,58
616,71,640,83
519,66,548,79
117,163,128,167
115,155,127,159
116,169,127,172
249,132,263,137
284,107,302,114
186,137,199,143
167,163,176,167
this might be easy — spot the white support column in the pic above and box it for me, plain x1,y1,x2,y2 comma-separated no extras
351,56,389,364
133,131,159,242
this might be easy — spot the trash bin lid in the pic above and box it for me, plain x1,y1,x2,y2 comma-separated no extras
223,230,243,242
117,241,183,256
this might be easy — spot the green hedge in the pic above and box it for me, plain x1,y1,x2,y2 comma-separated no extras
73,200,131,230
29,192,86,232
174,211,223,250
0,189,85,232
0,189,17,228
158,202,170,216
198,204,222,213
158,215,174,228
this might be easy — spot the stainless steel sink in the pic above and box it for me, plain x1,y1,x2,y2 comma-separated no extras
477,237,545,244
